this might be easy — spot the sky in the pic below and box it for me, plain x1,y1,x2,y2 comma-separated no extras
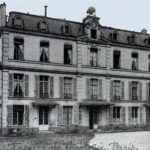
2,0,150,33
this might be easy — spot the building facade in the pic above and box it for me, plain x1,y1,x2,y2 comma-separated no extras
0,4,150,134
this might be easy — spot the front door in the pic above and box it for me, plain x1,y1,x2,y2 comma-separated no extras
89,107,98,129
39,106,49,130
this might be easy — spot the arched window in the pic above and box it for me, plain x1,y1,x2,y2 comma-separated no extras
13,16,24,28
61,24,71,35
110,32,118,41
144,38,150,46
127,35,135,44
38,20,48,32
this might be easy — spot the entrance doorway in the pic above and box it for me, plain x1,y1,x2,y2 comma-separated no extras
89,107,99,129
39,106,49,130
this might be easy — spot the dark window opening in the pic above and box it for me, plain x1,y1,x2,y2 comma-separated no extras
113,80,121,100
128,35,135,43
113,51,120,69
64,77,72,99
13,105,24,125
90,48,98,66
13,74,24,97
64,44,72,64
110,33,118,41
113,107,121,119
14,38,24,60
149,55,150,71
132,82,138,101
39,75,49,98
91,29,97,39
64,25,70,34
90,79,98,99
40,41,49,62
132,107,138,118
39,106,49,125
63,106,72,125
132,53,138,70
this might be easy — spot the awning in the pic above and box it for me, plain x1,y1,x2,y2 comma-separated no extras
32,100,58,106
79,100,114,107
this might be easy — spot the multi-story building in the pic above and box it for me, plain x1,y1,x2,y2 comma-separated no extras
0,4,150,134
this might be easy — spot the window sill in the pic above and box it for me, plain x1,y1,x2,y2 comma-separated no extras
82,65,106,70
9,59,77,67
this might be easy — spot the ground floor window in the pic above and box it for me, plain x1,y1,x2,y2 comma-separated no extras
63,106,73,125
132,107,138,125
113,107,121,123
39,106,49,125
13,105,24,125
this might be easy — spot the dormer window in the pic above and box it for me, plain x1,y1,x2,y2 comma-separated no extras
61,24,71,35
38,20,48,32
91,29,97,39
110,32,118,41
127,35,135,44
13,16,24,28
144,38,150,46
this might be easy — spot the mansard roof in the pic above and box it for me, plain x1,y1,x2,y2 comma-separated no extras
6,11,150,48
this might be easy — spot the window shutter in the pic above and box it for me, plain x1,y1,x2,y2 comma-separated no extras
86,79,91,99
98,49,101,67
146,83,150,102
128,107,132,125
73,78,77,99
110,80,113,100
138,82,142,101
24,75,29,97
121,107,126,124
59,77,64,99
57,105,63,126
9,74,13,97
35,75,39,98
146,108,150,125
24,105,29,126
87,48,90,66
129,82,132,100
79,107,82,126
139,106,143,125
49,76,54,98
7,105,13,126
109,107,113,124
99,79,103,99
74,105,79,125
121,81,124,100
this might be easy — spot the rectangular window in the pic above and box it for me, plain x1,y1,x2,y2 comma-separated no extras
13,105,24,125
132,107,138,118
90,79,98,99
14,38,24,60
113,107,121,119
91,29,97,39
13,74,24,97
132,82,138,101
132,53,138,70
64,77,72,99
113,51,120,69
90,48,98,66
64,44,72,64
40,41,49,62
113,81,121,100
63,106,72,125
39,75,49,98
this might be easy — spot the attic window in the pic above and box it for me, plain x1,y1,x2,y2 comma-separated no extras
110,32,118,41
91,29,97,39
13,16,24,28
38,20,48,32
127,35,135,44
145,38,150,46
61,25,71,35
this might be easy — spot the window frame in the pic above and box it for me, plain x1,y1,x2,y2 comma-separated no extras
64,44,73,65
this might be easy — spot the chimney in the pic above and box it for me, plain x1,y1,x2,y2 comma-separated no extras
0,3,6,27
141,28,147,34
44,6,48,17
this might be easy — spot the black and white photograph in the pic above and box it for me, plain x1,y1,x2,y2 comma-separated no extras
0,0,150,149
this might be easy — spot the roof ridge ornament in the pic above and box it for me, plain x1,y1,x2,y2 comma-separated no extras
86,6,96,16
